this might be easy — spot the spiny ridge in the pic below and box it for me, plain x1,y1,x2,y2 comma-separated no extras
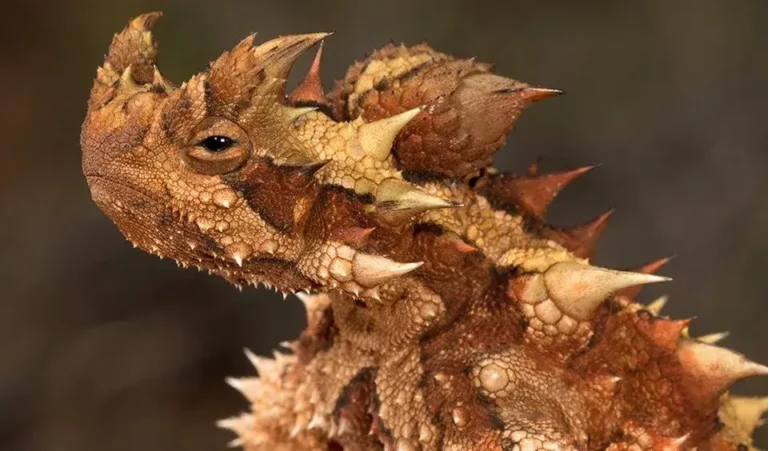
83,14,767,451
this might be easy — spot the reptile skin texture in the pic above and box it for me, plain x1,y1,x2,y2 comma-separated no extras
80,12,767,451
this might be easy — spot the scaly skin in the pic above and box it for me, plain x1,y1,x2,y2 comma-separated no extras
81,12,767,450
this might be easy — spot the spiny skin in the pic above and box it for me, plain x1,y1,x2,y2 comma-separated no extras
81,12,767,451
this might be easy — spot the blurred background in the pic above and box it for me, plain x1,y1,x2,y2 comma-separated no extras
1,0,767,449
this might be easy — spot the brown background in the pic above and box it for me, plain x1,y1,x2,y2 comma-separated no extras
1,0,767,449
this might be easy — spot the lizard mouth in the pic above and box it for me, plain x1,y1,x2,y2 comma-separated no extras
85,173,162,207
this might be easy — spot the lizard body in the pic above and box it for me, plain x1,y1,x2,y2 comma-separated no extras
81,13,766,450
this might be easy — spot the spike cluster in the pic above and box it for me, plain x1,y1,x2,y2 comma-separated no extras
81,12,767,451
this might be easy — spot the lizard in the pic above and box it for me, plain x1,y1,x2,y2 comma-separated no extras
80,12,768,450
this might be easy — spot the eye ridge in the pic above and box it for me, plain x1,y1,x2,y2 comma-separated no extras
199,135,236,152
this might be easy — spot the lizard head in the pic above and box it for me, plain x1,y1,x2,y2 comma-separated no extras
81,12,328,285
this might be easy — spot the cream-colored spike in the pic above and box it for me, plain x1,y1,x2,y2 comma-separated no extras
721,394,768,435
338,417,355,436
697,331,730,344
377,178,456,213
646,295,669,315
307,412,329,431
352,253,423,288
678,340,768,392
151,66,173,93
118,65,139,92
252,32,332,80
543,261,671,321
279,105,318,122
244,348,277,379
296,291,313,307
225,377,263,402
358,107,422,161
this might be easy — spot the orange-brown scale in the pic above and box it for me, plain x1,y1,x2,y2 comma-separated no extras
572,306,717,446
223,158,324,234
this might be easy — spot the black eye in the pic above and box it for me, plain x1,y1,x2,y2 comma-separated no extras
200,136,235,152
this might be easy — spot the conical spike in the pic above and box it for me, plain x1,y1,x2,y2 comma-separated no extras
280,105,318,122
118,65,139,93
500,165,596,219
649,318,692,351
243,348,276,378
545,210,614,259
615,256,674,299
352,253,423,288
226,438,244,449
338,417,356,436
307,412,328,430
295,291,313,308
358,107,423,162
216,415,255,434
655,433,690,450
285,159,329,178
280,150,319,166
225,377,262,400
330,226,376,246
697,331,730,344
678,340,768,401
251,32,331,95
646,295,669,315
721,395,768,435
288,40,327,106
543,261,671,321
518,86,565,103
151,65,173,93
377,178,457,214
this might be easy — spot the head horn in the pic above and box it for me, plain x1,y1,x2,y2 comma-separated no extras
90,12,167,109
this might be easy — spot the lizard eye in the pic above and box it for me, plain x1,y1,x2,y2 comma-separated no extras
183,118,252,175
200,136,236,152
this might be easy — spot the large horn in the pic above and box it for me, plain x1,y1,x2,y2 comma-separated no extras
251,33,330,98
90,12,166,109
103,12,163,84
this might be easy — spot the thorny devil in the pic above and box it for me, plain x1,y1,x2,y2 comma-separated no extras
80,12,767,451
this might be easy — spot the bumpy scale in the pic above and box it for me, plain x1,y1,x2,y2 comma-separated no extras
81,12,767,450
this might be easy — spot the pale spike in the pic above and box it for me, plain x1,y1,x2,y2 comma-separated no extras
296,291,314,308
226,438,244,448
543,261,671,321
251,32,331,82
118,65,139,92
352,253,423,288
152,66,173,93
281,105,318,122
279,340,296,352
647,295,669,315
697,331,730,344
307,412,328,430
338,417,356,436
670,433,690,448
362,286,381,302
244,348,276,377
328,418,340,438
289,422,303,438
377,178,457,213
358,107,422,161
215,418,236,431
272,350,291,366
723,395,768,433
677,340,768,396
225,377,244,392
